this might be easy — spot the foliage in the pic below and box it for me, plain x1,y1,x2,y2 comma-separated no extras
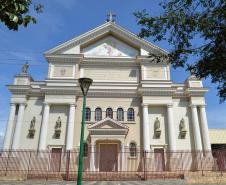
134,0,226,102
0,0,43,30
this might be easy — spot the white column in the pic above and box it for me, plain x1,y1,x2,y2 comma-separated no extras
3,103,16,150
199,105,211,151
90,142,95,171
142,104,150,151
38,102,50,151
12,103,25,150
191,105,202,151
167,104,176,151
66,103,76,150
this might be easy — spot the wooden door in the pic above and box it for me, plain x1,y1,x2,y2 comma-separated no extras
50,148,62,172
154,148,165,171
99,144,118,172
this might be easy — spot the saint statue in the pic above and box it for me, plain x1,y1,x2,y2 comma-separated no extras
30,116,36,130
22,62,29,74
55,116,62,129
179,118,186,131
154,117,161,131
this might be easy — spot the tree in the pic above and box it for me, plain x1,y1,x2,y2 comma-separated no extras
134,0,226,102
0,0,43,31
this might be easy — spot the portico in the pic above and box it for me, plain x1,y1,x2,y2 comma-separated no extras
88,117,128,171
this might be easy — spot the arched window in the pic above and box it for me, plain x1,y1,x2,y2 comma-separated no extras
117,108,124,121
106,108,113,119
83,143,88,157
127,108,135,121
95,107,102,121
85,107,91,121
129,142,137,157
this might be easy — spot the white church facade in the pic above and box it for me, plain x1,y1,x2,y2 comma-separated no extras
3,19,212,172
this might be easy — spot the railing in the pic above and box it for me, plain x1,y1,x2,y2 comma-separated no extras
0,149,225,181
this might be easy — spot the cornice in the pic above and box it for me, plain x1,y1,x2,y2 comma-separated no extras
138,87,176,96
86,89,139,98
41,87,79,95
45,54,83,63
137,56,168,64
7,85,31,94
7,80,208,99
185,87,208,96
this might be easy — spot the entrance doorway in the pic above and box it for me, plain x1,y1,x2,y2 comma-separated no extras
154,148,165,171
99,144,118,171
50,148,62,172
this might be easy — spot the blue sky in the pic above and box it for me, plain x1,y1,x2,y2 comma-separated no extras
0,0,225,145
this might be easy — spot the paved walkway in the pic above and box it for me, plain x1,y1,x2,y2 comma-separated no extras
0,180,222,185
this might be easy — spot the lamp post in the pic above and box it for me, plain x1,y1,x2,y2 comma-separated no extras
77,78,93,185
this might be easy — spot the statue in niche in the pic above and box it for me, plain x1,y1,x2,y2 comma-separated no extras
28,116,35,138
179,118,187,138
55,116,62,129
30,117,36,130
154,117,161,138
54,116,62,139
21,62,29,74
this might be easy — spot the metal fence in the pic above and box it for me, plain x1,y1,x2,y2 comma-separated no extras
0,149,225,181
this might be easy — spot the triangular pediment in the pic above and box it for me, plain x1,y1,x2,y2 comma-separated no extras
82,36,139,58
88,117,129,130
45,22,167,56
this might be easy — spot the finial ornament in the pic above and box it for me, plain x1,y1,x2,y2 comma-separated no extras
107,11,116,22
21,62,29,74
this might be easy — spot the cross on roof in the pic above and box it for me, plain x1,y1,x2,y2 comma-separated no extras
106,11,116,22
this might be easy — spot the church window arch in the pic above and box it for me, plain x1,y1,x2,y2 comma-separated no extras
117,108,124,121
127,108,135,121
106,107,113,119
95,107,102,121
129,142,137,157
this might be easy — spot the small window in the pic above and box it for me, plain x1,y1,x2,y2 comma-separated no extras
95,107,102,121
117,108,124,121
127,108,135,121
129,142,137,157
85,108,91,121
106,108,113,119
83,143,88,157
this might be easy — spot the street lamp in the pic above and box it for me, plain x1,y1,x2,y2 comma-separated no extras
77,78,93,185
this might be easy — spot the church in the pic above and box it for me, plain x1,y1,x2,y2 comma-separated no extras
3,15,213,173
